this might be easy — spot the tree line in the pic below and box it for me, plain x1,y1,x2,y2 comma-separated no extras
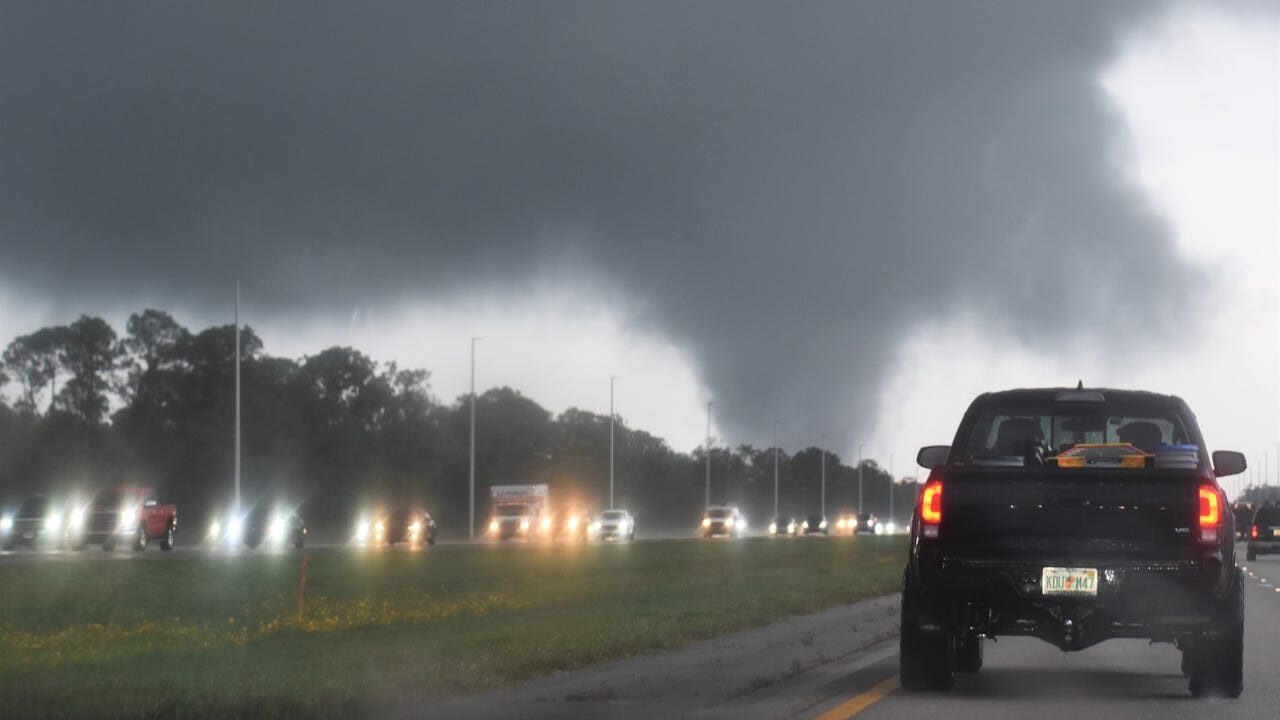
0,310,921,535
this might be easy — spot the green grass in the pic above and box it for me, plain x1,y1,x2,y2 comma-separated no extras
0,536,905,718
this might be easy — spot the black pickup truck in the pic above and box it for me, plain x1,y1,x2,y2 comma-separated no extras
902,388,1246,698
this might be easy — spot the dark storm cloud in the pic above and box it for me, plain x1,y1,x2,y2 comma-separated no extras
0,1,1201,442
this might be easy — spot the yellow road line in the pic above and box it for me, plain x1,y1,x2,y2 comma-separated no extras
813,675,900,720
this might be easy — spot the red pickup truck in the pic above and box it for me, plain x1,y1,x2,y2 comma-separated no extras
70,486,178,551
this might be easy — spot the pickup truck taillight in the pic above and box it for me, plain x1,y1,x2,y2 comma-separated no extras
1197,484,1221,545
920,474,943,539
1252,525,1259,539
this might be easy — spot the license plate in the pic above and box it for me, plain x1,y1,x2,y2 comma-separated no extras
1041,567,1098,596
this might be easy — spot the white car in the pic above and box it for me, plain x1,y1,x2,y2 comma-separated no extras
591,509,635,541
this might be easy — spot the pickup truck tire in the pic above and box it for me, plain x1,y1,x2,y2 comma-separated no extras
159,521,175,551
133,523,148,551
900,581,957,691
1189,569,1244,698
956,636,983,674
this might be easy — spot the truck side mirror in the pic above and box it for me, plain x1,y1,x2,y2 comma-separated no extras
917,446,950,469
1213,450,1246,478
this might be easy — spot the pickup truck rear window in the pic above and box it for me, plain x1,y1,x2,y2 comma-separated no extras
962,401,1194,468
1254,508,1280,526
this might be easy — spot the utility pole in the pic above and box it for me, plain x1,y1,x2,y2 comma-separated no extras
705,402,712,508
820,434,827,518
469,337,481,541
609,375,619,509
858,444,865,513
773,420,780,519
889,453,894,527
234,282,241,515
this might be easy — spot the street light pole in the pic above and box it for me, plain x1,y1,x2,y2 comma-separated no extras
889,453,894,526
858,444,864,513
609,375,619,509
234,282,241,516
773,420,780,519
820,434,827,518
705,402,712,508
469,337,482,541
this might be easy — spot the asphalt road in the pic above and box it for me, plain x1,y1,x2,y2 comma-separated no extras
802,544,1278,720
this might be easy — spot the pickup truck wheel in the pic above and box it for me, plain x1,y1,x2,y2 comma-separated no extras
900,582,956,691
1189,569,1244,698
159,521,175,551
133,523,148,551
956,636,983,674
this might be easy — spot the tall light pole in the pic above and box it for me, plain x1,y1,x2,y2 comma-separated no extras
857,443,865,513
234,281,241,515
609,375,620,509
889,453,895,527
773,420,780,519
469,337,482,541
705,402,712,508
820,434,827,518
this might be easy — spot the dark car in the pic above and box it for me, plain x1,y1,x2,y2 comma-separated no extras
800,515,828,535
768,516,797,536
1,495,60,550
1246,506,1280,561
853,513,877,534
902,388,1244,698
242,504,306,549
1234,503,1255,541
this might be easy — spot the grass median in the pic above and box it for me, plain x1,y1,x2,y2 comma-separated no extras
0,536,904,718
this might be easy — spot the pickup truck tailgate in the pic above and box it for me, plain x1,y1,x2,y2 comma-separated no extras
943,467,1204,561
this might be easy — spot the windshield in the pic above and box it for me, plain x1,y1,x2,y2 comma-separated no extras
601,511,625,520
706,509,732,519
962,400,1194,467
17,497,47,517
495,504,533,517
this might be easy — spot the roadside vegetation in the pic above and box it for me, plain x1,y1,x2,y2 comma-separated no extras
0,536,903,718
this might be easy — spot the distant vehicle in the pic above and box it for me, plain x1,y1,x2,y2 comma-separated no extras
487,485,552,541
853,513,877,534
901,387,1245,698
354,508,435,547
800,515,828,535
1246,505,1280,561
832,513,858,535
591,509,635,541
557,505,593,541
701,506,746,538
767,517,797,536
1233,503,1254,541
242,504,307,549
0,495,65,550
71,486,177,552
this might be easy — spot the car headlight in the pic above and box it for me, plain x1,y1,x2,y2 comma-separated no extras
488,520,499,533
46,511,63,532
725,517,735,529
820,520,828,529
409,521,422,535
227,517,244,543
209,520,221,538
540,517,551,531
268,515,286,541
69,507,85,528
702,518,711,527
567,516,579,530
768,523,777,534
1,516,11,531
520,520,530,531
118,507,137,530
356,519,370,541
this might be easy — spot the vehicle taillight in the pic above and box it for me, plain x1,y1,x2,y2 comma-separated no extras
1251,525,1259,539
920,475,943,539
1197,484,1221,545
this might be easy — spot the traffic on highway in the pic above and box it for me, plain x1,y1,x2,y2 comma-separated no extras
0,1,1274,718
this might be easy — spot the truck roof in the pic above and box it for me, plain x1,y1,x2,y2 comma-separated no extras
972,387,1182,408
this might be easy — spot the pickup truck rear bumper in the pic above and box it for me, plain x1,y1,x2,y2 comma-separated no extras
913,553,1224,650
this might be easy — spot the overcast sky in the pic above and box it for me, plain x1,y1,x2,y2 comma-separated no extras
0,2,1275,484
